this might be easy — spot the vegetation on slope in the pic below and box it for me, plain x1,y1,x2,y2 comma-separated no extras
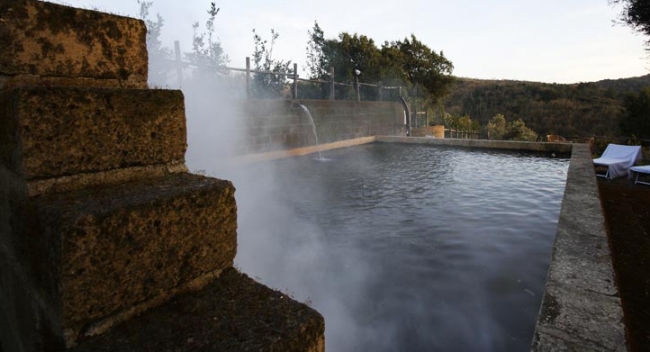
441,76,650,139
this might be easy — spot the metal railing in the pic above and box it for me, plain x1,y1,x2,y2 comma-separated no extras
170,40,402,101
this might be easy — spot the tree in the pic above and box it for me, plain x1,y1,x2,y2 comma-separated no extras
487,114,507,140
305,21,327,79
251,29,292,98
621,88,650,138
611,0,650,49
387,35,455,103
503,119,537,141
137,0,173,86
302,23,454,103
185,3,229,79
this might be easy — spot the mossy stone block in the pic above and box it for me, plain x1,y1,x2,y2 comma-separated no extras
23,173,237,332
0,0,147,87
0,87,186,180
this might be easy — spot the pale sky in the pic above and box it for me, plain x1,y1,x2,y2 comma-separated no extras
50,0,649,84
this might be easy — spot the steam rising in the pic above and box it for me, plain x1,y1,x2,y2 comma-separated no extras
141,13,566,352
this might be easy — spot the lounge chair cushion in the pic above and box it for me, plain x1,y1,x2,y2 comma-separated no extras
593,144,642,179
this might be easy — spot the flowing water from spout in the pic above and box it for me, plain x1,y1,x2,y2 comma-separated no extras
299,104,325,161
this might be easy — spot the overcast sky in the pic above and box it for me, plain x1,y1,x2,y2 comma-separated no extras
52,0,649,84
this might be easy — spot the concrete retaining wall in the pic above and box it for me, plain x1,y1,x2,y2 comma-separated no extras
232,99,405,155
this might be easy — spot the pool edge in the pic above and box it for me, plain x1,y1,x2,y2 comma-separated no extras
375,135,573,154
530,143,627,351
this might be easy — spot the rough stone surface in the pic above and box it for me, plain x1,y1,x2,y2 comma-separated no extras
71,268,325,352
532,329,616,352
27,162,188,197
536,284,626,351
0,0,147,88
0,87,186,181
22,173,237,336
531,144,627,351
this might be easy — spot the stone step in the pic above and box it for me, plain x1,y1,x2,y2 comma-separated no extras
20,173,236,345
0,86,186,186
0,0,147,89
70,268,325,352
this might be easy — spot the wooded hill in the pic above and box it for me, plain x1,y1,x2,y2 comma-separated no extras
442,74,650,138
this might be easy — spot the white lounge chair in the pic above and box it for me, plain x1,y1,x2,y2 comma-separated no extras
593,144,642,179
629,165,650,185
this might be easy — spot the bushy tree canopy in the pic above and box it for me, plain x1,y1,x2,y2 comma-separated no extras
611,0,650,49
487,114,507,140
621,88,650,138
304,22,454,104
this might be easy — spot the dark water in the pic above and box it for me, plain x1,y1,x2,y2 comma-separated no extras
221,143,568,352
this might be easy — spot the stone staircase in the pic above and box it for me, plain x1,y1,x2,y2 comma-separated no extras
0,1,324,351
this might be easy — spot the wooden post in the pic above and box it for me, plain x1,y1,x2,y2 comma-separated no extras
413,83,418,128
378,81,383,101
174,41,183,87
330,67,335,100
245,57,251,99
292,63,298,100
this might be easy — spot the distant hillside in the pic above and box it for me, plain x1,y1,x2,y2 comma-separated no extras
595,74,650,95
442,74,650,138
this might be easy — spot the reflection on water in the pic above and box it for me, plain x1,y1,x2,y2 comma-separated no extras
228,143,569,352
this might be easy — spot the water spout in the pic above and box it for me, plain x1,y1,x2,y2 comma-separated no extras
299,104,326,161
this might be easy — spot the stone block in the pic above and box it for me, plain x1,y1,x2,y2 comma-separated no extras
22,173,237,338
0,87,186,181
534,284,626,351
71,268,325,352
0,0,147,88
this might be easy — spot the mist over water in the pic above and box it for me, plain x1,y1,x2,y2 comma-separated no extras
169,35,568,350
188,137,568,351
138,1,571,346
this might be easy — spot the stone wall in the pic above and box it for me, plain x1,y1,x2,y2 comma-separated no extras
233,99,406,155
0,1,324,351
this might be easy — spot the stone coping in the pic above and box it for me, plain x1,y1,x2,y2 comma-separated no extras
376,135,573,154
235,136,624,351
224,136,376,166
530,143,626,351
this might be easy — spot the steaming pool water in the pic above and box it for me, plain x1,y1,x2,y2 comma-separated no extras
213,143,569,352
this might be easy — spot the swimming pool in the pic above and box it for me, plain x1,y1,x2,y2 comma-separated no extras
218,143,569,352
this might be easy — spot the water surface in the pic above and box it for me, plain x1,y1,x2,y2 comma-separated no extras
221,143,568,352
